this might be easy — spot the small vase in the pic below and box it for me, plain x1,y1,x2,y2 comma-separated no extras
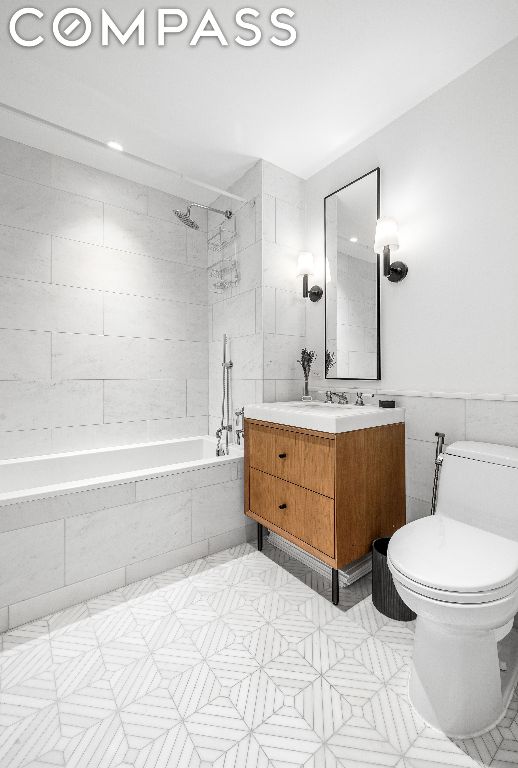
302,377,312,401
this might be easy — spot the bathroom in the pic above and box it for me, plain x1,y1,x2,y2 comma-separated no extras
1,3,518,766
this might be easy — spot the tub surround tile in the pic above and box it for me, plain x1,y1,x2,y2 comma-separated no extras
103,293,206,341
65,492,192,582
0,329,51,380
125,540,209,583
0,483,136,533
0,606,7,633
147,416,209,442
0,224,51,282
208,523,256,554
212,290,257,341
52,332,148,380
104,379,187,423
0,380,103,431
0,278,103,334
0,428,52,460
187,379,209,417
135,463,237,502
51,420,149,454
147,340,208,380
0,173,103,242
9,567,126,629
104,204,187,262
51,156,148,214
192,479,245,542
0,520,64,606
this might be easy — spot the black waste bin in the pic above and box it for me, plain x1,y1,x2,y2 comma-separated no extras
372,537,416,621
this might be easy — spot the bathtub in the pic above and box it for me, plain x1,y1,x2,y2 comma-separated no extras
0,436,248,631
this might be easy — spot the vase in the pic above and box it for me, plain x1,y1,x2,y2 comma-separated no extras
302,377,312,401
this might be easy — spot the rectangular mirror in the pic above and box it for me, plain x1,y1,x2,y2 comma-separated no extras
325,168,380,380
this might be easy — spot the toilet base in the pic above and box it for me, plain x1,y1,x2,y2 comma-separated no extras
409,617,518,738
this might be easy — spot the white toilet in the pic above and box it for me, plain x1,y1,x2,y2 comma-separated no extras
388,441,518,739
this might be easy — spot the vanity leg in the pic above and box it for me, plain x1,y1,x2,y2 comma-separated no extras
332,568,339,605
257,523,264,552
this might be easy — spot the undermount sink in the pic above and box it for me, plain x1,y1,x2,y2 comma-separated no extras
244,400,405,434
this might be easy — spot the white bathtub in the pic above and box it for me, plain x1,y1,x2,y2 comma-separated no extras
0,436,248,631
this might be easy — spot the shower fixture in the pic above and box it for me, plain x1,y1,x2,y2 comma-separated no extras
216,334,233,457
174,202,233,230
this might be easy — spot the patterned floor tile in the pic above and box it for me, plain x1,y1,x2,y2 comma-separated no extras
0,542,490,768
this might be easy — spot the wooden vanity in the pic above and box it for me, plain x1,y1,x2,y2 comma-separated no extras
244,409,405,604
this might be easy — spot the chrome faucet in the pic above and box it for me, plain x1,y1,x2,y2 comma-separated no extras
355,392,365,406
235,407,245,446
326,391,348,405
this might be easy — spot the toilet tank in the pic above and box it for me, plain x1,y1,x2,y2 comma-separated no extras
437,441,518,541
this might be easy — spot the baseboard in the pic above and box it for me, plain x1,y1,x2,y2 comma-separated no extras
267,531,372,586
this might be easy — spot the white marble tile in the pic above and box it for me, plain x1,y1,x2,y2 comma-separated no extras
147,340,208,380
405,439,437,503
187,379,209,416
52,332,147,380
126,540,209,583
104,379,187,422
212,290,256,341
65,492,192,581
275,199,305,251
235,200,257,252
262,287,275,334
51,420,148,454
466,399,518,446
0,277,103,334
0,136,52,184
263,240,300,290
275,288,306,337
264,334,306,379
192,479,245,542
104,293,206,341
0,329,51,380
0,482,135,533
0,380,103,431
0,427,52,460
0,173,103,242
227,160,262,202
229,334,263,380
104,204,187,262
262,193,276,244
147,416,208,441
398,395,466,444
0,520,64,606
276,379,304,402
231,242,263,296
406,496,431,523
263,161,305,206
0,606,7,633
9,567,126,629
51,156,148,213
187,227,208,267
136,463,237,502
0,224,51,281
208,523,256,555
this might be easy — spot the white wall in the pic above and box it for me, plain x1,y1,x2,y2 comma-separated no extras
305,38,518,520
0,138,209,459
306,37,518,396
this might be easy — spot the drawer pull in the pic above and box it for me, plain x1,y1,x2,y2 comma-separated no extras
279,503,287,510
278,453,287,459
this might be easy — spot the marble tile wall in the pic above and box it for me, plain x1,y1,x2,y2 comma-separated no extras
208,161,264,438
0,137,209,459
262,161,308,404
0,458,250,629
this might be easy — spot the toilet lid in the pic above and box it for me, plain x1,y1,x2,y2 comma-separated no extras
388,516,518,602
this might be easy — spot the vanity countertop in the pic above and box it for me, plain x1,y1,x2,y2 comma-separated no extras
244,401,405,434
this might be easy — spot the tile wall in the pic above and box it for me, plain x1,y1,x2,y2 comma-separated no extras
0,137,209,459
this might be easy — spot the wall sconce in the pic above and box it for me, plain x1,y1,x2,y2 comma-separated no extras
374,218,408,282
298,252,323,302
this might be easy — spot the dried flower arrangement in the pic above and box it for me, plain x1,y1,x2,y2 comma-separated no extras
325,349,336,377
297,348,316,398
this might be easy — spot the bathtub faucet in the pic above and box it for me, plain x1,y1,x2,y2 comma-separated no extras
235,407,245,446
216,426,230,457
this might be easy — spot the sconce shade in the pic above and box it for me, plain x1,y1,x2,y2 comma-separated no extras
374,217,399,254
297,251,314,276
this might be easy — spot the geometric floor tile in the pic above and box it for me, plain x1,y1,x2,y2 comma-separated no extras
0,540,487,768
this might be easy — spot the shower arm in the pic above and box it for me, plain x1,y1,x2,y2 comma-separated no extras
189,202,233,220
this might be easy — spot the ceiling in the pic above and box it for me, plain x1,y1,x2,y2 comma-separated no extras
1,0,518,203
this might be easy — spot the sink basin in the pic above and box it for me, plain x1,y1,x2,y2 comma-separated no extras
244,400,405,434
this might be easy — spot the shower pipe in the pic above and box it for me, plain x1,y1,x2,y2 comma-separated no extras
216,334,233,457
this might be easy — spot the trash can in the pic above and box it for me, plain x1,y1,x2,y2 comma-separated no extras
372,538,416,621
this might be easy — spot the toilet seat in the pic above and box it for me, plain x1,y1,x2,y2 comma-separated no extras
388,516,518,605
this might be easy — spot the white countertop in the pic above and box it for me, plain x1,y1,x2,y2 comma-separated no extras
244,401,405,434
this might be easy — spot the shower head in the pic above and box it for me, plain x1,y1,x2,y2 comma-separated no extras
174,202,234,229
174,206,200,230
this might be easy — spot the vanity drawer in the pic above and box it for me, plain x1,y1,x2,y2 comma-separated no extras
247,421,335,497
249,468,335,558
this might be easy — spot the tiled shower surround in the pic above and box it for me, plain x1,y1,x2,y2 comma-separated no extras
0,136,209,459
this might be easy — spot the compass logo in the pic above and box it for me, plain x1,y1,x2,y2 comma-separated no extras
8,7,297,48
